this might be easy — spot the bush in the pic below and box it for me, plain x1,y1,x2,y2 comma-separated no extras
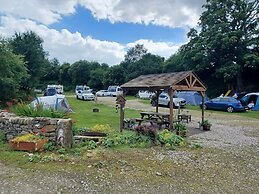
157,129,185,149
91,124,116,135
103,131,151,148
11,102,68,118
135,124,157,144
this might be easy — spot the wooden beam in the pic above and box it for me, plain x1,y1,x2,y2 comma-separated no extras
191,78,197,87
185,77,191,88
169,88,174,130
172,85,206,91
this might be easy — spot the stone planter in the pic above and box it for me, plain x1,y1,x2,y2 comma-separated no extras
9,139,48,152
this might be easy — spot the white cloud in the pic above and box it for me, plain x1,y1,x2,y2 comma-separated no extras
0,0,78,25
80,0,205,28
0,16,125,65
0,0,205,28
127,39,181,59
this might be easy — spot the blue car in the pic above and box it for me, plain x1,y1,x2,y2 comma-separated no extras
200,97,245,113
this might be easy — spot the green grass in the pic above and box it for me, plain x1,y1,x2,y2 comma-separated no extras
68,97,141,129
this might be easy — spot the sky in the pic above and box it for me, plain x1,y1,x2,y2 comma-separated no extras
0,0,205,65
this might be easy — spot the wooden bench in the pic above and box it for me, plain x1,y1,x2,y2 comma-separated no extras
177,114,191,123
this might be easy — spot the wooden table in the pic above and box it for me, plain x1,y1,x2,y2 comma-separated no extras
140,112,171,128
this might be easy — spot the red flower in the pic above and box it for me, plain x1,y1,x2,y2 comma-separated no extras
41,128,46,133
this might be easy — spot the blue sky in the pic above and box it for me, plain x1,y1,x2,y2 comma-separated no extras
0,0,205,65
51,5,186,44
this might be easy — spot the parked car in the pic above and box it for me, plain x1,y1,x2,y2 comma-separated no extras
44,88,57,96
76,90,95,101
137,90,154,99
150,92,186,108
96,90,109,97
200,97,245,113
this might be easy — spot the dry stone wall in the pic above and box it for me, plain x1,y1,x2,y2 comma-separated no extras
0,111,73,148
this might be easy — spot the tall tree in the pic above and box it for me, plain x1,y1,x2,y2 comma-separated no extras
124,44,147,63
181,0,258,91
0,39,28,102
10,31,49,90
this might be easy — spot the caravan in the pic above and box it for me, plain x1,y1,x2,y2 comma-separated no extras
47,85,63,94
107,86,123,97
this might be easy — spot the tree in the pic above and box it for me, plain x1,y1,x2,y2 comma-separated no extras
0,39,28,102
163,52,186,73
10,31,49,90
124,44,147,63
68,60,91,86
181,0,258,91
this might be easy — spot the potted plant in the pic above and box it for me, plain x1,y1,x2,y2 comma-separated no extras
174,123,188,137
201,120,212,130
9,133,47,152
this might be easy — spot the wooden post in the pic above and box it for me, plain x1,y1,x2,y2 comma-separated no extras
116,94,126,133
120,104,124,132
200,91,205,123
156,90,160,113
169,88,174,130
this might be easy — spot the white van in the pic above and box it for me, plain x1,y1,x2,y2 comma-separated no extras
107,86,123,97
75,85,90,95
47,85,63,94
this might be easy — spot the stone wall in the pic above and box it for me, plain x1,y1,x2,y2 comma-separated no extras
0,111,73,148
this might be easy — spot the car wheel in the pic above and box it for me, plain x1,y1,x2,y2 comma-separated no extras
204,104,207,110
76,95,79,99
151,100,156,107
227,106,234,113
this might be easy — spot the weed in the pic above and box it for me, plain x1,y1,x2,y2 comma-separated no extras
57,148,66,154
0,131,6,143
28,153,41,163
44,142,55,151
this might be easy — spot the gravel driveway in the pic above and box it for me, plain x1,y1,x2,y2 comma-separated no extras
1,97,258,193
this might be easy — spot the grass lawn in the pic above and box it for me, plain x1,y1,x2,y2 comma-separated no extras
68,96,141,129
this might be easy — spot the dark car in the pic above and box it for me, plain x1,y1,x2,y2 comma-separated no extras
200,97,245,113
44,88,57,96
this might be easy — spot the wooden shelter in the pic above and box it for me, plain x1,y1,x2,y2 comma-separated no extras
121,71,207,129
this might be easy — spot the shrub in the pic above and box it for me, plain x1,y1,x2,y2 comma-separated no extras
157,129,185,148
91,124,116,135
103,131,150,148
11,102,68,118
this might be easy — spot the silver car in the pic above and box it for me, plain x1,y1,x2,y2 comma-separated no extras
151,92,186,108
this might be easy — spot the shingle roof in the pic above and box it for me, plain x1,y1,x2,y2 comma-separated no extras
121,71,206,91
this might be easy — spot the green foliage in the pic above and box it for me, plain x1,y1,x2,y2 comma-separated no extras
72,125,89,136
179,0,259,91
124,44,147,63
201,120,212,126
44,142,55,151
86,140,97,150
91,124,115,135
10,31,48,89
103,131,151,148
0,131,6,144
0,38,28,102
57,148,66,154
11,103,68,118
157,129,185,149
28,153,41,163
